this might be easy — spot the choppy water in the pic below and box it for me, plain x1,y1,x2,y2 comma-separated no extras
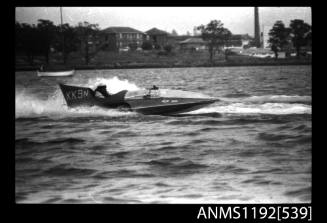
15,65,311,203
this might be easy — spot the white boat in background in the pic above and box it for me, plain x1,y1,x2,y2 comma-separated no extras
37,69,75,77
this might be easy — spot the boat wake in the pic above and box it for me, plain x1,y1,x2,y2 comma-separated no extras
85,76,140,93
221,94,311,104
188,102,311,115
15,89,135,119
188,95,311,115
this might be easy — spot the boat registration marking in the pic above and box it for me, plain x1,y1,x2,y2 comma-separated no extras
162,99,179,103
66,89,89,100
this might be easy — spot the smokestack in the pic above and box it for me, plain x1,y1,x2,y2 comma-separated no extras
254,7,261,48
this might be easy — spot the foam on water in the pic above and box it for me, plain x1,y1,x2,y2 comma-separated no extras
189,94,311,115
15,90,134,118
221,95,311,104
15,76,141,118
189,102,311,115
85,76,140,93
244,95,311,103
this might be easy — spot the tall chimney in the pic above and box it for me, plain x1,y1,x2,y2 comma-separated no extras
254,7,261,48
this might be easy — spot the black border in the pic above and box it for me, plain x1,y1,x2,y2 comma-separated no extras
13,0,313,7
12,1,314,222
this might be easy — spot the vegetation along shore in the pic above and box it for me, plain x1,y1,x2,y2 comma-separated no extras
15,16,311,72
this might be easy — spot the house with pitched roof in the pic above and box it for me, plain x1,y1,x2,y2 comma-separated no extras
145,28,170,48
101,27,145,51
179,37,207,51
225,34,253,48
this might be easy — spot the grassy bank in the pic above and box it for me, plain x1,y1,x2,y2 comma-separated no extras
15,50,311,71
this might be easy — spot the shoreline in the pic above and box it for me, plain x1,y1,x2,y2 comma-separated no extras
15,60,311,72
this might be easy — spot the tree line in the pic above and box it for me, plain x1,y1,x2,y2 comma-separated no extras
16,19,175,65
15,19,100,66
196,19,311,62
16,18,311,66
197,20,232,62
268,19,311,59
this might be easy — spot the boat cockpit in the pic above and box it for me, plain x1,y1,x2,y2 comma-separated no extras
125,86,161,99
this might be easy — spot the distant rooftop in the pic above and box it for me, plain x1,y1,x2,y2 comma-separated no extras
145,28,170,35
179,37,206,44
102,27,144,34
168,35,192,41
237,34,253,40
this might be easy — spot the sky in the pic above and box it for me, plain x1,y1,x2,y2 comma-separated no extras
15,7,311,36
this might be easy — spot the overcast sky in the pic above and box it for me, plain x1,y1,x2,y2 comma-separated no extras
15,7,311,36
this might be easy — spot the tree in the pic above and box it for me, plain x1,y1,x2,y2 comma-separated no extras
37,19,56,64
53,23,79,64
289,19,311,58
76,22,99,65
16,22,36,65
15,22,23,52
154,43,161,50
163,44,173,53
268,20,291,59
171,29,178,36
197,20,232,62
128,42,138,51
186,31,191,36
305,31,312,48
141,40,153,50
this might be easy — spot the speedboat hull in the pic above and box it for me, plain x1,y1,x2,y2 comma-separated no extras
126,97,216,115
38,70,75,77
59,83,218,115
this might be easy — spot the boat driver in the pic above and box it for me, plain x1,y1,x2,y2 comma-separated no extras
145,85,159,98
151,85,159,90
94,85,110,98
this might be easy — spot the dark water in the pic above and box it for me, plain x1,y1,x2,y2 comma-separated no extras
15,65,311,203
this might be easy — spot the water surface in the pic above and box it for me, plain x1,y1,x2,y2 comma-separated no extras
15,65,311,203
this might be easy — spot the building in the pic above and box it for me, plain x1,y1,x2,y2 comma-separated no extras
145,28,170,47
225,34,252,48
179,37,207,51
166,35,192,50
101,27,145,51
240,34,253,47
179,34,253,51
